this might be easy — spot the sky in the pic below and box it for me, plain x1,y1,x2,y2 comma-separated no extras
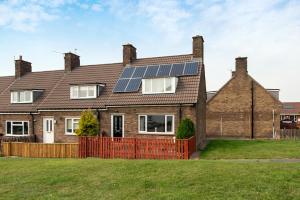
0,0,299,101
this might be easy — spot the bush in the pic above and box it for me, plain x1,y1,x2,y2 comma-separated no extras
176,118,195,139
76,109,99,136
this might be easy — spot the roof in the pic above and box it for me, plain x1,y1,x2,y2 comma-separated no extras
207,74,281,105
0,54,203,112
281,102,300,115
0,71,65,112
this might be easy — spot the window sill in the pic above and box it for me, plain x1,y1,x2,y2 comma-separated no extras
65,133,77,136
138,132,175,136
5,135,30,137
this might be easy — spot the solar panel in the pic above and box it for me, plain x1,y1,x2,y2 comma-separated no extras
113,79,130,92
183,62,198,75
113,61,199,93
170,63,184,77
125,78,142,92
144,65,159,78
132,67,146,78
120,67,135,78
157,64,172,77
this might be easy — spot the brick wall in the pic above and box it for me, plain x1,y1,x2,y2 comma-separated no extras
206,68,281,138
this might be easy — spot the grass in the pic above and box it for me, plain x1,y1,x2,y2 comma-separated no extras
0,158,300,200
201,140,300,159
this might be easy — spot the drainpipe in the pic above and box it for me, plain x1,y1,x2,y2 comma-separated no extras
96,109,101,136
272,109,275,139
179,104,182,122
251,80,254,139
30,112,36,142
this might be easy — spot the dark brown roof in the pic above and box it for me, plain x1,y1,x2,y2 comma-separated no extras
0,76,15,94
0,70,65,112
281,102,300,115
0,54,203,112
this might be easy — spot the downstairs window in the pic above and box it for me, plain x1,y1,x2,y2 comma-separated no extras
138,115,174,134
6,121,29,136
65,118,80,135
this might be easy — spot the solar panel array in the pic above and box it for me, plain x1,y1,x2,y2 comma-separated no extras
113,61,199,93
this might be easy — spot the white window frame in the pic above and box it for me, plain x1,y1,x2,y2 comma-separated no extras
65,118,80,135
142,77,178,94
70,85,97,99
10,91,33,103
138,114,174,135
5,120,30,136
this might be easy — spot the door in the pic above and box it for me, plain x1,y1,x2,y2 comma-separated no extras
112,115,124,137
43,118,54,143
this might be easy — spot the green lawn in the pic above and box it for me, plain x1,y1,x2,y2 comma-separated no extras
201,140,300,159
0,158,299,200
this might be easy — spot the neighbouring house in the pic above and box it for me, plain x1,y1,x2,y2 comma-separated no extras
280,102,300,129
0,35,207,149
206,57,282,138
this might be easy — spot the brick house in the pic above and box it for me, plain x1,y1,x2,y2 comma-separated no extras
0,35,207,149
206,57,282,138
280,102,300,129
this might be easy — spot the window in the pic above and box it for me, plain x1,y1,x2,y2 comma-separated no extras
11,91,33,103
6,121,29,136
70,85,97,99
65,118,80,135
142,77,178,94
138,115,174,134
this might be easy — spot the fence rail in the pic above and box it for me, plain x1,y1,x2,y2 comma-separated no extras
280,129,300,140
79,136,196,160
2,142,78,158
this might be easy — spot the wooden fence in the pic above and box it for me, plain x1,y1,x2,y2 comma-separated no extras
2,142,79,158
79,136,196,160
280,129,300,140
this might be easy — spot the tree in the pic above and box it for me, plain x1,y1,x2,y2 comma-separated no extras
76,109,99,136
176,118,195,139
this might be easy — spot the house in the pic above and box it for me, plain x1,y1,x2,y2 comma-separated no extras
0,35,207,149
280,102,300,129
206,57,282,138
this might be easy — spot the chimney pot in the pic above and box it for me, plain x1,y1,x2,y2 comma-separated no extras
192,35,204,60
123,44,136,66
64,52,80,72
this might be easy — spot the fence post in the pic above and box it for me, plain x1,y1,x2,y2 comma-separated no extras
184,140,188,160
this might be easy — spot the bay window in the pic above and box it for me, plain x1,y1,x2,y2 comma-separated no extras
65,118,80,135
6,121,29,136
142,77,178,94
138,115,174,134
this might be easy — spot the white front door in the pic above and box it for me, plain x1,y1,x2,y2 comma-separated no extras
43,118,54,143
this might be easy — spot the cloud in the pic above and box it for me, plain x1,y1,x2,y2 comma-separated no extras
91,3,102,12
0,0,102,32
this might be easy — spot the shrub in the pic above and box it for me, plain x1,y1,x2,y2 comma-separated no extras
176,118,195,139
76,109,99,136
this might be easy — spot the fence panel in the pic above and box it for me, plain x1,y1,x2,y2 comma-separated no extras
280,129,300,140
2,142,78,158
79,136,196,160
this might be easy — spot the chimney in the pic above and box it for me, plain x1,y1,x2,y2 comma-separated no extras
15,55,32,79
235,57,248,74
192,35,204,60
64,52,80,72
123,44,136,66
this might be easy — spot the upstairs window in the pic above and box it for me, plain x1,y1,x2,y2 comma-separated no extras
142,77,178,94
11,91,33,103
70,85,97,99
